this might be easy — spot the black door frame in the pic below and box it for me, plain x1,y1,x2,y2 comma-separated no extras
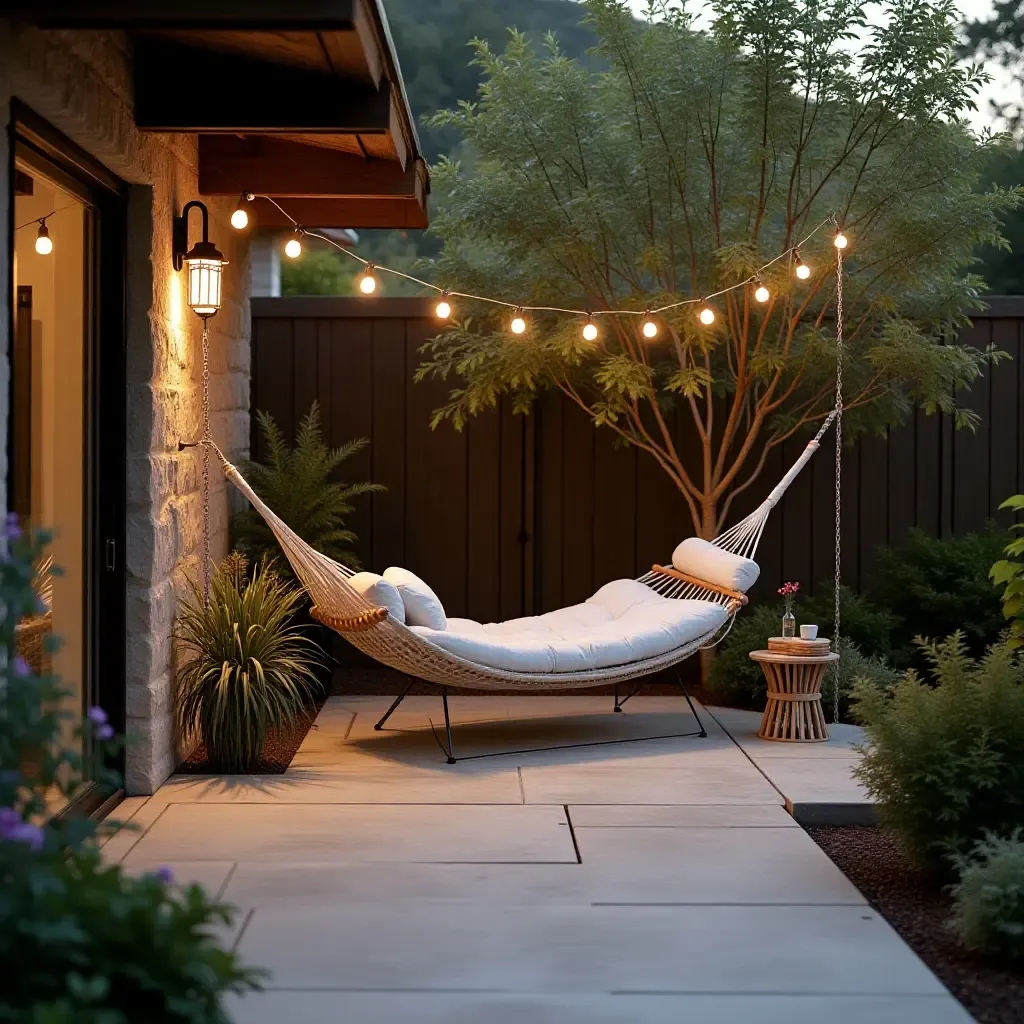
7,102,127,804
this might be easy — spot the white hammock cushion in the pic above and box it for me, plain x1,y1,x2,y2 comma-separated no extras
382,566,447,630
408,579,729,674
672,537,760,592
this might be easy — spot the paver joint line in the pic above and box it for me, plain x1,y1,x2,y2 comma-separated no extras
564,805,583,864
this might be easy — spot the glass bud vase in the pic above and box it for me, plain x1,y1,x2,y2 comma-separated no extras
781,610,796,638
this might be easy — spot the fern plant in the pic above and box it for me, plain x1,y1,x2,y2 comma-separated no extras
175,553,323,772
232,401,383,578
990,495,1024,649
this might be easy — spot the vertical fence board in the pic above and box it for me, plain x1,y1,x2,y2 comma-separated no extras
251,297,1024,623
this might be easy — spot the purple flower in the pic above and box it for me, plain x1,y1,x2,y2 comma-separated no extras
0,808,42,850
12,656,30,678
5,513,21,541
95,723,115,742
87,706,108,727
154,865,174,885
9,822,43,850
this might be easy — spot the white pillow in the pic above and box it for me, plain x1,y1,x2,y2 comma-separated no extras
383,566,447,630
347,571,406,624
671,537,760,593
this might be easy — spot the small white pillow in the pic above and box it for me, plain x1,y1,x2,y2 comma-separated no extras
347,571,406,624
671,537,760,593
383,566,447,630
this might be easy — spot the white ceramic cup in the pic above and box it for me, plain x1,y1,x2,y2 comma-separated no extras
800,624,819,640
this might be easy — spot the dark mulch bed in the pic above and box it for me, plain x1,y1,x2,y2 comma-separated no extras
177,696,327,775
808,826,1024,1024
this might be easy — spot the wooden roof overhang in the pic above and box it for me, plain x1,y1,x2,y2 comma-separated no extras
18,0,429,228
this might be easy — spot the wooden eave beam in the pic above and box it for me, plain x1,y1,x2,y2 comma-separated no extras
133,38,390,134
198,136,417,198
244,196,427,229
21,0,358,28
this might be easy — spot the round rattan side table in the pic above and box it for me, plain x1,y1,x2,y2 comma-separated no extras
749,648,839,742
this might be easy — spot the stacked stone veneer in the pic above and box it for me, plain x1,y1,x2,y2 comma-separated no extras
0,24,251,793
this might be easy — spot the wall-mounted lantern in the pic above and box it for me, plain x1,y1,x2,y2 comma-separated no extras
172,200,228,319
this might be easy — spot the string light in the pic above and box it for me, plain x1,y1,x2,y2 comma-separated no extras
582,316,599,342
34,219,52,255
833,230,848,249
359,264,378,295
284,235,302,259
243,195,843,328
231,193,253,230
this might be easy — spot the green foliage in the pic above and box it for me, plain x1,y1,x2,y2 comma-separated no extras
0,527,261,1021
1,846,262,1023
990,495,1024,649
419,0,1021,536
867,526,1007,669
852,633,1024,873
386,0,600,163
950,831,1024,960
707,593,897,716
175,554,323,773
232,402,383,575
280,247,351,296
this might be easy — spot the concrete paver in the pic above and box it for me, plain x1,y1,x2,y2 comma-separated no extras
110,697,964,1024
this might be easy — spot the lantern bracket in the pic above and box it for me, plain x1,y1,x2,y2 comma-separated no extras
172,200,224,271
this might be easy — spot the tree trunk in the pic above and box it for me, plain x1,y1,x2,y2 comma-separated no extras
698,497,718,685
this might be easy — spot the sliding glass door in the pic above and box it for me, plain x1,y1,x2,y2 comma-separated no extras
10,109,126,814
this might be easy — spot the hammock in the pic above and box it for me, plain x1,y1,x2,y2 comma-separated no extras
208,409,835,694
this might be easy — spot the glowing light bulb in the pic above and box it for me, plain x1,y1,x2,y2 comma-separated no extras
284,237,302,259
699,305,715,326
359,266,378,294
642,316,658,339
231,207,249,230
435,295,452,319
510,310,527,335
754,283,770,303
582,318,599,342
795,262,811,279
34,223,52,255
833,231,848,249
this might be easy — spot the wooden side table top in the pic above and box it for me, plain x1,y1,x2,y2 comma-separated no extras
749,650,840,665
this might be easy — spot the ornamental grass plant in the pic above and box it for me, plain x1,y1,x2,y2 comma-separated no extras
175,553,323,773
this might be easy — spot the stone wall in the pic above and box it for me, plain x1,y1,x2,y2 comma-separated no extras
0,23,251,793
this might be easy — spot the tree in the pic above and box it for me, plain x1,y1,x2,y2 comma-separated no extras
417,0,1021,540
962,1,1024,294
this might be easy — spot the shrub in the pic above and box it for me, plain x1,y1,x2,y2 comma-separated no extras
232,401,383,579
950,832,1024,961
0,520,261,1021
990,494,1024,650
708,589,897,717
175,554,324,772
867,527,1007,669
852,633,1024,874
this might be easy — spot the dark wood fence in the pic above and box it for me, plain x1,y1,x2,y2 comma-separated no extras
251,296,1024,623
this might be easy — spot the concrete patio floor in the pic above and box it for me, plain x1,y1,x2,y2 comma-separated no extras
104,696,970,1023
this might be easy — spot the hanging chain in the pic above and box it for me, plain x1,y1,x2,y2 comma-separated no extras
832,245,844,724
201,320,211,603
